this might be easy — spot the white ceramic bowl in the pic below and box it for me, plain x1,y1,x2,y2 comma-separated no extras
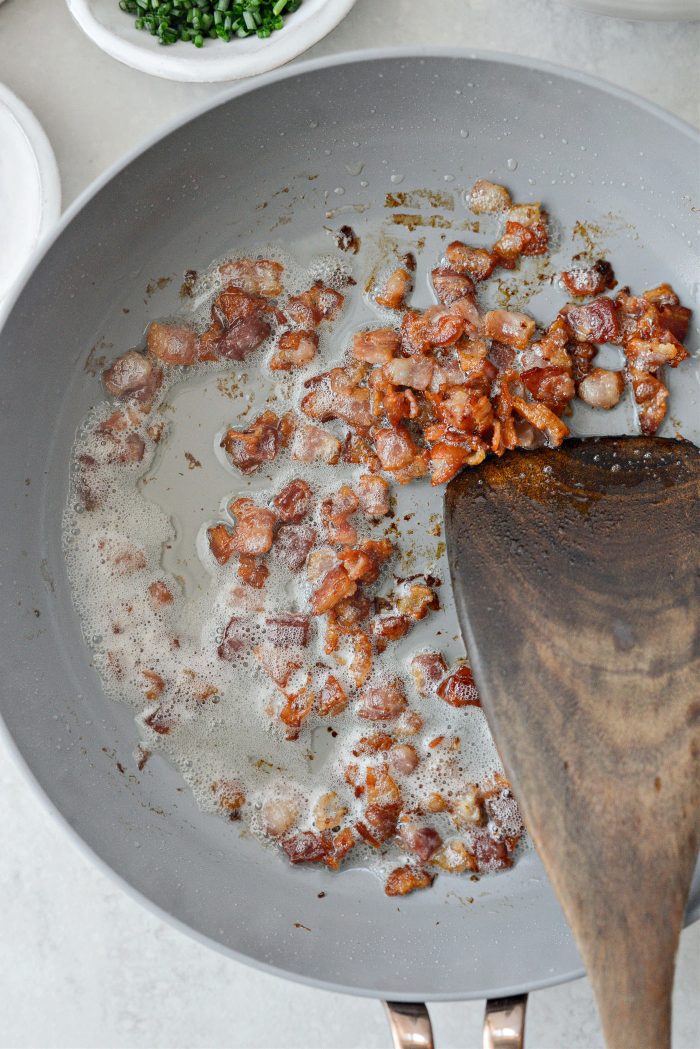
66,0,358,82
559,0,699,19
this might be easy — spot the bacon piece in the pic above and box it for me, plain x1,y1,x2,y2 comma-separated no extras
357,802,401,847
373,426,428,481
314,791,348,832
357,474,390,518
383,356,434,391
325,827,356,870
272,479,313,523
432,840,478,873
560,260,616,298
511,396,570,447
143,707,173,735
207,523,237,565
146,321,198,366
279,680,315,739
269,329,318,371
148,580,174,607
561,297,620,343
141,669,165,701
389,743,419,775
219,258,284,297
261,796,298,837
431,267,476,306
398,824,443,863
324,593,373,653
338,539,394,586
288,283,344,327
571,342,597,384
624,335,689,372
484,310,536,350
410,652,448,697
469,179,512,214
577,368,626,410
352,328,401,364
445,241,495,282
301,370,373,431
401,306,466,355
357,681,407,721
103,351,163,409
310,565,357,615
218,615,259,661
291,423,341,465
493,218,549,262
274,524,317,573
343,432,382,473
318,674,349,716
229,498,276,555
349,632,373,688
396,584,439,621
376,267,413,310
437,664,481,708
520,366,575,413
432,387,494,434
643,283,679,307
385,865,434,896
237,555,269,589
283,831,331,864
320,485,359,547
220,410,279,474
428,441,486,484
306,546,337,583
264,613,310,648
216,315,272,361
372,614,412,653
629,370,668,436
211,780,246,816
473,832,512,872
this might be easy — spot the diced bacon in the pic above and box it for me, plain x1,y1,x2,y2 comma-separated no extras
353,734,394,756
520,366,575,413
261,795,298,837
643,283,679,307
376,267,412,310
314,791,348,832
562,297,620,343
357,681,407,721
427,436,486,482
615,288,661,342
218,615,259,661
212,284,274,326
279,681,315,739
318,674,349,716
577,368,626,410
401,306,466,355
383,356,434,390
211,780,246,815
301,376,374,431
324,593,373,653
507,203,542,227
357,474,390,518
219,258,284,297
265,613,310,648
571,342,598,384
396,709,424,737
385,865,434,896
560,260,616,298
103,351,163,409
445,242,495,282
511,396,570,447
374,426,426,475
254,644,302,688
398,824,443,863
468,179,512,214
343,432,382,473
389,743,419,775
146,321,198,366
494,219,549,261
237,555,269,589
207,523,237,565
484,310,536,350
432,388,494,434
288,283,344,327
325,827,356,870
473,832,512,872
217,316,272,361
450,787,484,828
352,328,401,364
657,304,692,342
310,565,357,615
629,369,669,435
432,840,478,873
274,524,317,573
338,538,393,586
291,423,341,465
431,267,476,306
148,580,174,606
220,410,279,474
229,498,276,555
273,479,313,523
437,664,481,707
357,802,401,847
349,633,373,688
371,614,412,653
625,335,689,372
377,384,421,428
396,585,439,621
410,652,448,697
269,329,318,371
283,831,331,864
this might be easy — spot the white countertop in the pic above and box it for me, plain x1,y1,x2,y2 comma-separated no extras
1,1,699,1045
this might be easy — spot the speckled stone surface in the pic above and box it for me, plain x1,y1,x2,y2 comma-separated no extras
0,0,698,1045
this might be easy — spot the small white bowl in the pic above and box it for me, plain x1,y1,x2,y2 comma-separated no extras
66,0,358,82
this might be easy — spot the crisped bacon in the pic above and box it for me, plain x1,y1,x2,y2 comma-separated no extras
562,297,620,343
577,368,625,410
314,791,348,832
237,555,269,589
219,258,284,297
357,681,407,721
217,615,258,661
484,310,536,350
265,613,310,648
429,441,486,484
207,523,236,565
220,410,279,474
352,328,401,364
288,283,344,327
445,241,495,282
357,802,401,847
273,479,313,523
431,267,476,306
629,369,669,435
374,426,428,478
520,367,575,413
383,356,434,390
358,474,390,517
318,674,349,716
273,524,316,572
376,267,412,310
389,743,419,775
437,664,481,708
291,423,341,465
396,584,439,621
511,396,570,447
571,342,597,384
301,369,373,430
198,285,275,361
269,329,318,371
320,485,359,547
398,823,443,863
624,335,689,372
305,546,337,583
338,538,394,585
310,565,357,615
147,322,198,366
279,680,315,739
103,351,163,409
401,306,466,355
468,179,512,214
493,218,548,262
371,614,412,653
385,865,434,896
229,498,276,555
282,831,331,864
560,260,616,298
410,652,448,697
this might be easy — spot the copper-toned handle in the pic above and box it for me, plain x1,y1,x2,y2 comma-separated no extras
383,1001,434,1049
483,994,528,1049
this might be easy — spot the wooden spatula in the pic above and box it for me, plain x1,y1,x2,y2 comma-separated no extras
444,436,700,1049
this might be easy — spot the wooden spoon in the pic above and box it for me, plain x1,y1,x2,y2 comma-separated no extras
444,436,700,1049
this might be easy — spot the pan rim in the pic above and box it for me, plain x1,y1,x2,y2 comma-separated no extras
1,45,698,1004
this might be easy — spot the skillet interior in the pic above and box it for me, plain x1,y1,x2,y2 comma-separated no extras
0,50,698,1001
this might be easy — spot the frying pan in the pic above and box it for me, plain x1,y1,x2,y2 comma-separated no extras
1,49,699,1015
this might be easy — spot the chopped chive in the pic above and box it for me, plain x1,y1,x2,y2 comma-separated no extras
122,0,301,45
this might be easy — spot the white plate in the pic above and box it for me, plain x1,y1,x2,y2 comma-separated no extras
0,85,61,309
558,0,699,19
66,0,358,82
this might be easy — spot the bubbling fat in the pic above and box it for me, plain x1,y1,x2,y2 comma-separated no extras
63,247,514,882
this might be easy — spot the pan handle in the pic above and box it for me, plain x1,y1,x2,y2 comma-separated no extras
483,994,528,1049
383,1001,434,1049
